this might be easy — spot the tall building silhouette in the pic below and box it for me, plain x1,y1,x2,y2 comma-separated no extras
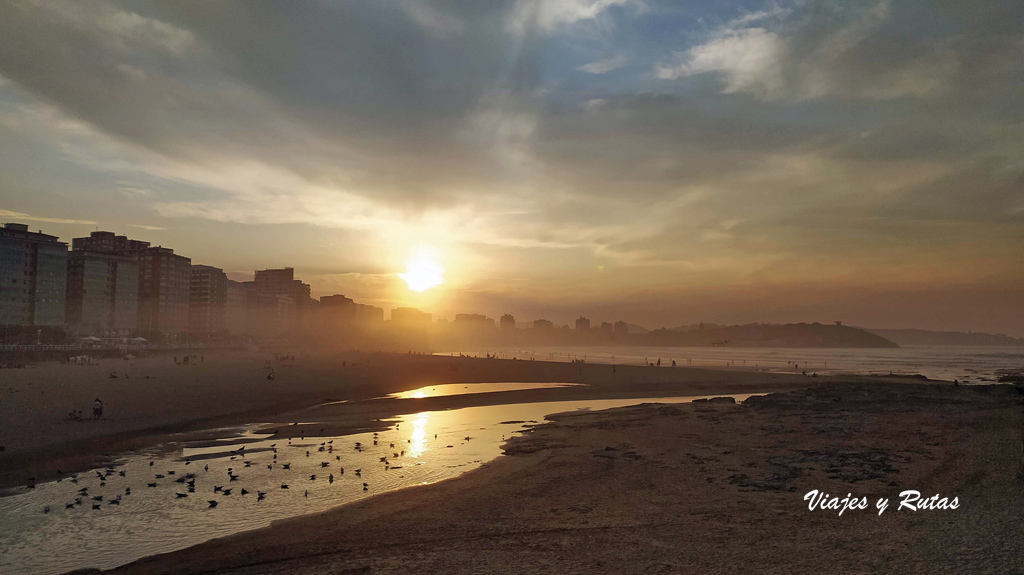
66,247,138,336
0,223,67,328
189,265,229,339
245,267,312,334
575,316,591,332
138,247,191,339
500,313,516,330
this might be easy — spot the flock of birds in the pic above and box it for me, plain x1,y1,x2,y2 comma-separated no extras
36,428,473,515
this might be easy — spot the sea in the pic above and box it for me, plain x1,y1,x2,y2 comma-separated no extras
435,346,1024,383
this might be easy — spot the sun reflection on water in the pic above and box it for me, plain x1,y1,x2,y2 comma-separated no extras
408,413,428,458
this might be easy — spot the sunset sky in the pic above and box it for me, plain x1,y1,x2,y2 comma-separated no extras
0,0,1021,335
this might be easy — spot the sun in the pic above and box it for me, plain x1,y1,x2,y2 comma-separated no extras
398,246,444,292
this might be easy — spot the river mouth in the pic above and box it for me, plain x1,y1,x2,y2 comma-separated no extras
0,393,752,575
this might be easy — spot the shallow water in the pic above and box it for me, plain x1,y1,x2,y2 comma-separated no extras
438,346,1024,382
387,381,580,399
0,394,747,575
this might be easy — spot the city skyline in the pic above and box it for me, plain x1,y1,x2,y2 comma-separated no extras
1,1,1022,335
3,222,1022,342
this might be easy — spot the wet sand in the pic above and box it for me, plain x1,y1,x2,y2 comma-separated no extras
1,350,819,491
94,381,1023,575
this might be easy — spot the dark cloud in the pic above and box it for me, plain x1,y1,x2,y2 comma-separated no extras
0,0,1022,333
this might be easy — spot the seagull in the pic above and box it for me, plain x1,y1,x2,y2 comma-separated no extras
213,486,223,493
240,488,249,495
118,470,126,477
222,488,232,496
155,474,164,479
282,464,291,470
65,503,75,509
281,484,289,489
208,500,218,508
257,491,266,501
92,504,101,510
147,482,157,488
92,495,103,501
310,474,317,480
43,505,50,513
176,493,188,498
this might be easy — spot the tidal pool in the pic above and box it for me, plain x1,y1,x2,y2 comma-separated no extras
387,381,581,399
0,394,751,575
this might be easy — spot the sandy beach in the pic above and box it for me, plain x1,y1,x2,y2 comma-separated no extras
78,380,1024,575
1,351,817,492
6,352,1021,574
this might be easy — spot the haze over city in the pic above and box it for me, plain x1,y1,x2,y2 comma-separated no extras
1,0,1022,336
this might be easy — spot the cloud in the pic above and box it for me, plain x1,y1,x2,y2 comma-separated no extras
117,187,152,197
729,4,790,27
656,27,786,97
578,55,628,74
401,2,467,38
128,223,166,231
0,0,1021,333
654,1,1014,101
507,0,637,33
0,209,95,225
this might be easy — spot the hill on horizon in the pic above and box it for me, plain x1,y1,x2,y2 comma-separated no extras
863,328,1024,347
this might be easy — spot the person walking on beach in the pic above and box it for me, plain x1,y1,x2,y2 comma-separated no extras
93,398,103,420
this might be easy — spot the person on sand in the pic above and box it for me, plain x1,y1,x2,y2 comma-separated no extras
93,398,103,419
